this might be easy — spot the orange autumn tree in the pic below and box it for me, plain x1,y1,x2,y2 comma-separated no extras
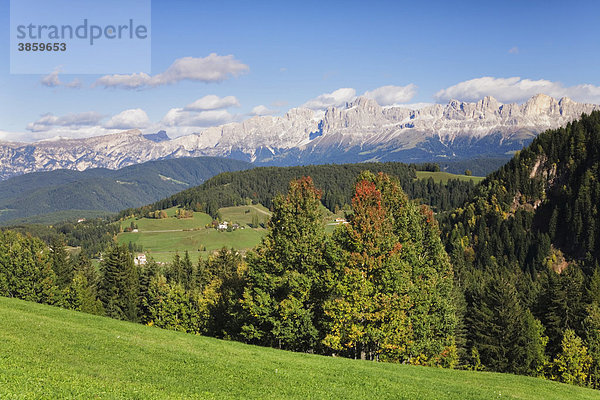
324,171,457,366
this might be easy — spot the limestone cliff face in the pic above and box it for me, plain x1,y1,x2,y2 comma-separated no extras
1,95,597,180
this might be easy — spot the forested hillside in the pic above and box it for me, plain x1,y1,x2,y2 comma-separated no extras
121,162,479,218
442,110,600,385
0,156,251,224
1,173,456,367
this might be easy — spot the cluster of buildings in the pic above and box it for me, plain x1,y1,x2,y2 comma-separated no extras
215,221,243,231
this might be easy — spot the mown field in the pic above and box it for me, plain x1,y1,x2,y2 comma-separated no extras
415,171,485,184
115,169,479,264
1,297,598,399
118,206,270,263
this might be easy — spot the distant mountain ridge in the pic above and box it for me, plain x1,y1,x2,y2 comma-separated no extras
0,156,251,225
0,94,597,180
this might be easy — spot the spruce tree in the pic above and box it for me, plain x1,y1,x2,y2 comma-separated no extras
467,274,527,373
50,237,72,289
98,245,139,322
242,177,332,351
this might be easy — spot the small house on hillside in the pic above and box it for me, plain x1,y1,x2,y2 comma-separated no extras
218,221,229,230
134,254,147,265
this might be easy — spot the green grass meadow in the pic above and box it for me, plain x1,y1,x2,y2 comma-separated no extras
118,206,267,263
1,297,599,399
416,171,485,184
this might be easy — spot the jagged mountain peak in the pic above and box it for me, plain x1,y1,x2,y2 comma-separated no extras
522,93,559,115
347,96,382,110
0,95,598,180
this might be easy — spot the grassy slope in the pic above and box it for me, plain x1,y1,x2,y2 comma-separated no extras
1,297,598,400
218,204,272,226
118,206,267,262
416,171,485,184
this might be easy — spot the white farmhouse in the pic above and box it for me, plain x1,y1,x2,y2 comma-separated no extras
134,253,147,265
218,221,229,230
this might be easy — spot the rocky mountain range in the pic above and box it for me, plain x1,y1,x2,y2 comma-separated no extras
0,94,597,180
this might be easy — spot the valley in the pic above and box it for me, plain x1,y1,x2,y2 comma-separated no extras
3,112,600,394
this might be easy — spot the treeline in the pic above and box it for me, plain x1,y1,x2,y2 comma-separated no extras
442,111,600,387
0,173,456,366
119,162,478,219
4,218,120,257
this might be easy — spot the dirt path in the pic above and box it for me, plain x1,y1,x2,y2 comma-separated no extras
132,229,186,233
249,205,272,216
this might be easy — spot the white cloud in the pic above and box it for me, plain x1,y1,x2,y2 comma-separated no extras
250,105,277,116
363,84,417,106
93,72,151,89
434,76,600,104
161,108,235,128
1,127,112,142
302,88,357,110
184,95,240,111
41,70,61,87
104,109,150,129
27,112,104,132
508,47,519,54
94,54,249,89
41,69,82,88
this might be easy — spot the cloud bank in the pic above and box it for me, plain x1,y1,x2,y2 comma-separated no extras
302,88,357,110
94,54,249,89
363,84,417,106
435,77,600,104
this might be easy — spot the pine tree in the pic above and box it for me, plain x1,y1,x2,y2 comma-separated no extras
242,177,332,351
583,303,600,388
98,245,139,322
0,230,59,305
63,272,104,315
201,248,247,339
541,266,587,356
50,237,72,289
467,274,528,373
138,259,159,323
181,250,195,290
167,252,183,285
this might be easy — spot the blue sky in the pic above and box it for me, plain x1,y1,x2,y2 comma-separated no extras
1,0,599,141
